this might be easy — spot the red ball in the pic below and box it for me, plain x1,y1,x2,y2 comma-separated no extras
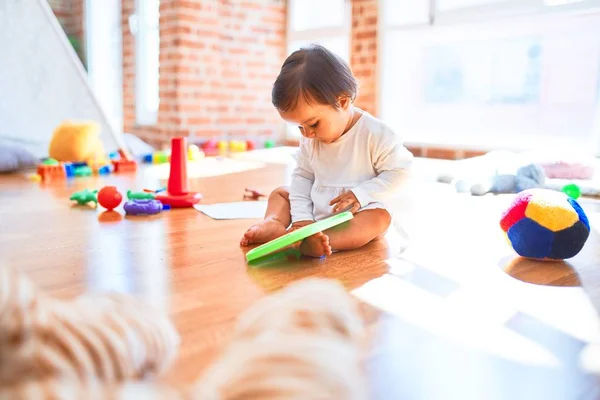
97,186,123,211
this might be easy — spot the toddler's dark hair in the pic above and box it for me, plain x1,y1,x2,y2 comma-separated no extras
272,44,358,112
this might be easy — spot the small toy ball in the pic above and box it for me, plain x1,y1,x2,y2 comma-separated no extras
97,186,123,211
264,139,275,149
246,140,255,150
500,188,590,260
562,183,581,200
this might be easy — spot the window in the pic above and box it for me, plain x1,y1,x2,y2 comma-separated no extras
380,0,600,154
285,0,352,138
85,0,123,133
131,0,159,125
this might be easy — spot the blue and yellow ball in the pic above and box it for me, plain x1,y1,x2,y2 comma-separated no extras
500,188,590,260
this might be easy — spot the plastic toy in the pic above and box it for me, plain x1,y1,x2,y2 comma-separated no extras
243,188,266,201
97,186,123,211
42,158,59,165
152,151,169,164
155,137,202,207
70,188,98,205
264,139,275,149
229,140,247,152
124,199,169,215
127,190,156,200
246,140,256,151
562,183,581,200
97,165,112,175
74,165,92,177
112,149,137,173
245,211,354,262
217,140,228,153
64,162,75,178
500,188,590,260
201,139,218,151
37,162,67,180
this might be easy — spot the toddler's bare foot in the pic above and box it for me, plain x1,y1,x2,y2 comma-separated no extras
240,218,287,246
299,232,332,258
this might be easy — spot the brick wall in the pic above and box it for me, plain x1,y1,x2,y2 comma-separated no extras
122,0,287,148
350,0,378,116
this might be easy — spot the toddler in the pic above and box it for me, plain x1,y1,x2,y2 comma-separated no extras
240,44,413,257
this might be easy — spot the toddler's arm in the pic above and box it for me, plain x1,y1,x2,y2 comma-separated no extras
290,139,315,223
351,129,413,207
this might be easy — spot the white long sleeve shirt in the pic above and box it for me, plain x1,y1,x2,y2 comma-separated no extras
290,110,413,223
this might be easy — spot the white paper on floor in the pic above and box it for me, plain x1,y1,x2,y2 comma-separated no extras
194,201,267,220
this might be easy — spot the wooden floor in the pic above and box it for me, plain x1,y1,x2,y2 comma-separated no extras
1,149,600,399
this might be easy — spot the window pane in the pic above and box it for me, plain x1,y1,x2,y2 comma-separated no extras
437,0,512,11
136,0,160,124
290,0,346,31
288,36,350,64
380,13,600,151
384,0,430,26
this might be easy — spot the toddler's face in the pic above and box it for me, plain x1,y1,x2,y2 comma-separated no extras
279,96,352,144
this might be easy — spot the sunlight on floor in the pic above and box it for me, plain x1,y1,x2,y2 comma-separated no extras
147,157,265,179
229,146,297,165
353,273,561,368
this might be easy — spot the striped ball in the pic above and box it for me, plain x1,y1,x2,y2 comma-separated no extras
500,188,590,260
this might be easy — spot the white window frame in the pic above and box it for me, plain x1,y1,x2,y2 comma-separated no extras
378,0,600,154
285,0,352,139
130,0,159,126
434,0,600,25
85,0,123,134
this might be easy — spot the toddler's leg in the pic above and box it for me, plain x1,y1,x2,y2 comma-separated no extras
240,186,291,246
297,209,390,257
325,209,391,251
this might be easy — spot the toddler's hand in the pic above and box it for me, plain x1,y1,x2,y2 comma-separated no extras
330,192,360,214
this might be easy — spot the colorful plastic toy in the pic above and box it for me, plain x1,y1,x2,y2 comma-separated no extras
155,137,202,207
217,140,228,153
264,139,275,149
42,158,59,165
97,186,123,211
37,163,67,180
500,188,590,260
112,149,137,173
74,165,92,177
152,151,169,164
127,190,156,200
246,140,256,151
229,140,247,152
124,199,168,215
70,188,98,205
245,211,354,262
562,183,581,200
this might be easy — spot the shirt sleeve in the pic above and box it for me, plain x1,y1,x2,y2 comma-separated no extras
351,127,413,208
290,138,315,223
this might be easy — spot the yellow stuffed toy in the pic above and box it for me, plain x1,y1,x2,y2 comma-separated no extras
48,120,106,163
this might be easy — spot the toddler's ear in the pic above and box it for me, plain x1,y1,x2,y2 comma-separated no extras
338,96,352,110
